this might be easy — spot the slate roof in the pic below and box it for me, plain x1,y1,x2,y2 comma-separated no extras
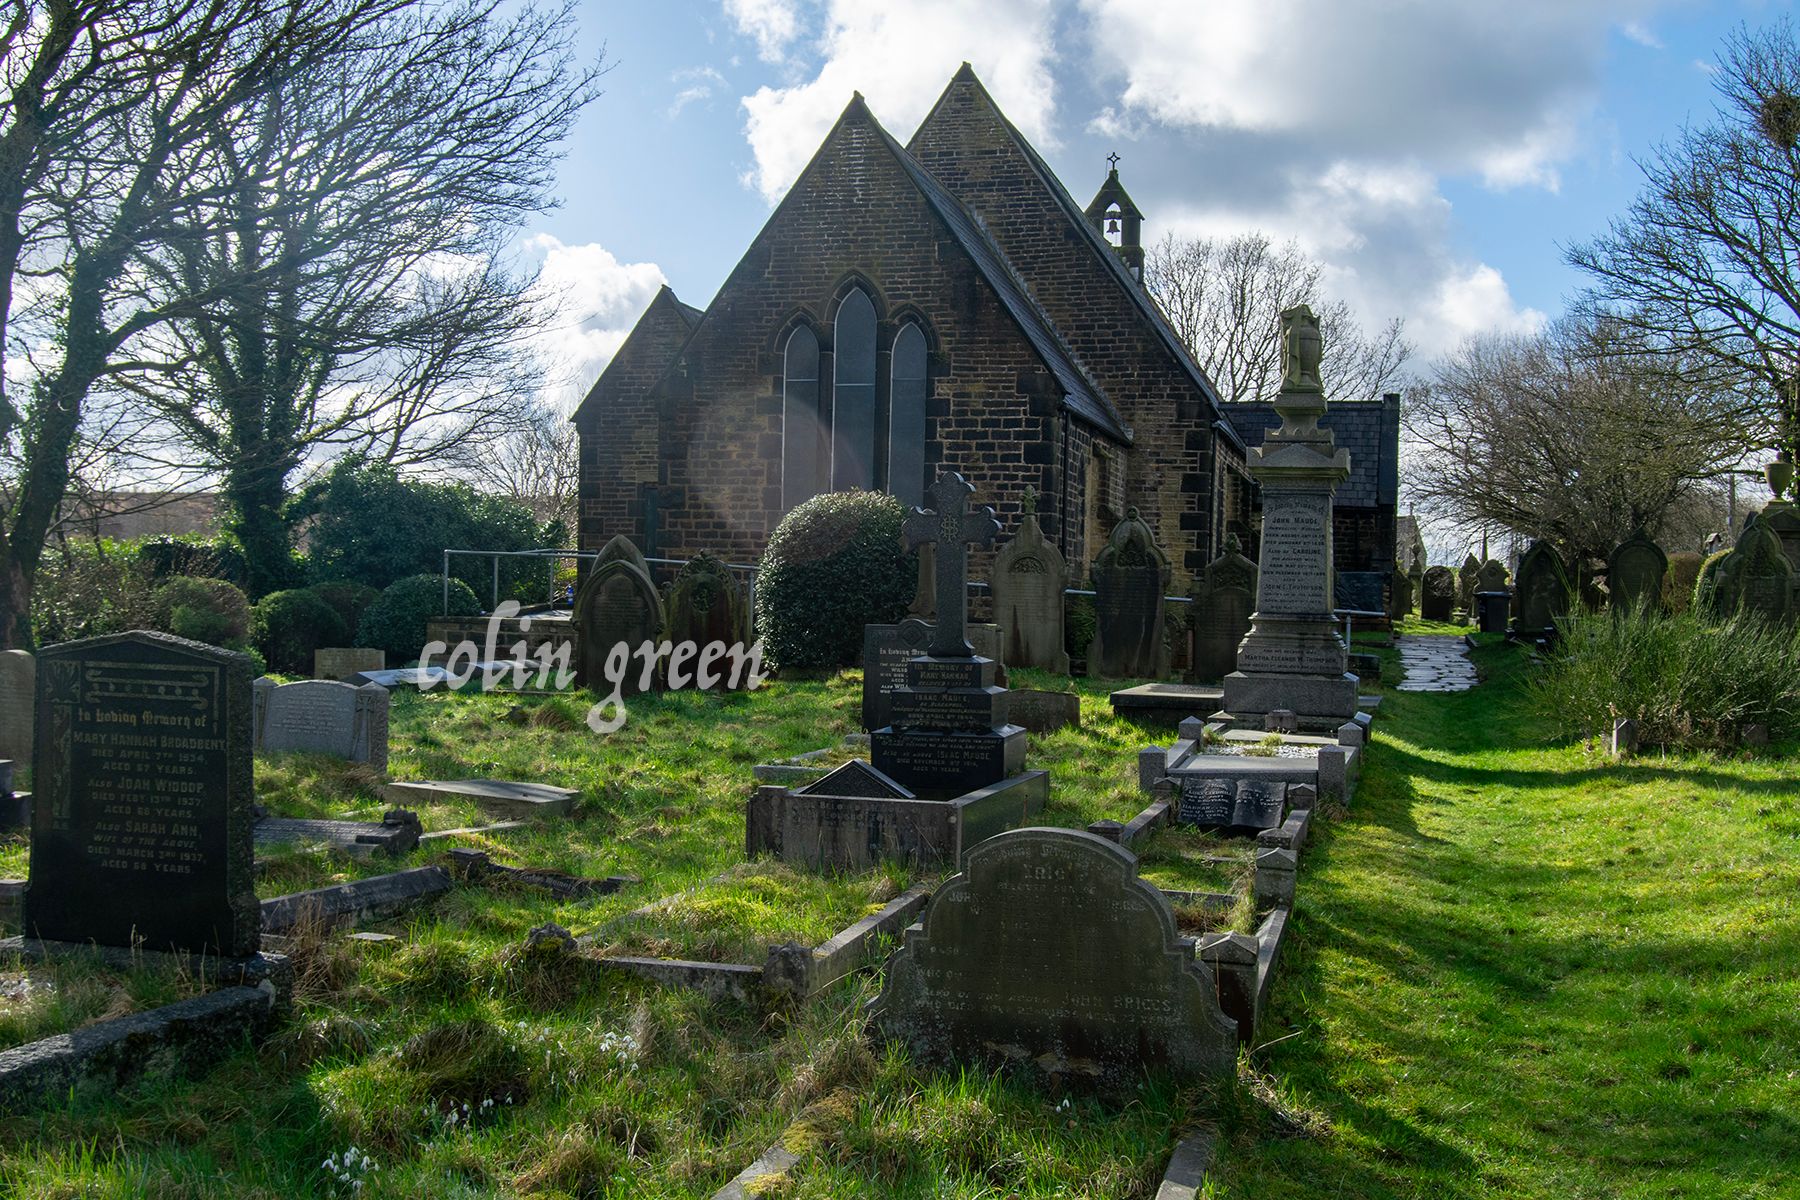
1223,395,1400,509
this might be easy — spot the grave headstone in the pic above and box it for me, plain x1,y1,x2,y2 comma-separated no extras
862,620,1008,731
1607,529,1667,615
1420,566,1454,622
663,552,747,685
869,827,1238,1086
1175,777,1286,832
1512,541,1573,636
1088,508,1171,679
313,648,385,681
26,631,258,956
1705,518,1794,622
0,649,32,767
989,490,1071,674
1457,553,1481,621
1221,305,1359,728
1188,535,1256,683
574,534,664,693
1390,571,1413,619
1760,500,1800,574
252,678,389,771
1475,559,1510,595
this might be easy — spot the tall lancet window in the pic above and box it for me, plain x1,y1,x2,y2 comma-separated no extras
888,323,928,509
781,326,823,510
831,287,877,491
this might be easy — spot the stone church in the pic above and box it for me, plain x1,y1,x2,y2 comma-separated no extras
574,65,1396,595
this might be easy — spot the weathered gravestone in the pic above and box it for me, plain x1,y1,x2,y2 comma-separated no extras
574,534,664,693
26,632,258,956
989,490,1070,674
869,827,1238,1086
313,648,384,681
1475,559,1509,596
1607,529,1667,615
1389,570,1413,619
1175,776,1287,832
252,678,389,771
1705,518,1794,622
1421,566,1455,622
1512,541,1572,636
1457,553,1481,621
0,649,32,767
1188,535,1257,683
663,553,746,682
1088,508,1171,679
1761,500,1800,574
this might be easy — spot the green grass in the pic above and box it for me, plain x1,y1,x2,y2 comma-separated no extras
0,644,1794,1197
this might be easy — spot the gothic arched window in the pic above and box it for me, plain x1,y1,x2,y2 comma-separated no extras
831,288,877,491
888,323,928,509
781,325,823,510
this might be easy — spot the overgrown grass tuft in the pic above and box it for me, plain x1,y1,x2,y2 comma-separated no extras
1533,608,1800,749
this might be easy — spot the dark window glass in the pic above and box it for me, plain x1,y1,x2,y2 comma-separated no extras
831,288,877,491
782,326,822,510
889,323,928,509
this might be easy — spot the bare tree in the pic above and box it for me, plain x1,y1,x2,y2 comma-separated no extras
107,0,602,597
1403,315,1749,567
1568,18,1800,461
461,400,579,533
1144,231,1413,403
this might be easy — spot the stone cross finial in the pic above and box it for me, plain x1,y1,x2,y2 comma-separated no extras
902,471,1001,657
1022,485,1037,516
1107,151,1121,171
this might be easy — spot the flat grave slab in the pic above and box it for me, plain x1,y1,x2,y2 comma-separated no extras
1110,683,1225,726
254,811,420,858
379,778,578,819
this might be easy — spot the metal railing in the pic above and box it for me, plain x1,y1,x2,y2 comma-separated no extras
439,548,761,616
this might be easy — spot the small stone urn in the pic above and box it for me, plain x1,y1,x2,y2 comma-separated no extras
1767,458,1794,503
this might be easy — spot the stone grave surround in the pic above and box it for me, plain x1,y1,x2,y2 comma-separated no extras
252,678,389,771
313,647,384,681
1607,529,1667,614
1221,305,1359,730
988,491,1071,674
869,827,1238,1086
0,648,32,767
1188,535,1257,683
574,534,665,693
1087,507,1172,679
26,631,260,957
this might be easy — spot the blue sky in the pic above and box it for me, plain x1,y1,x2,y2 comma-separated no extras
523,0,1790,408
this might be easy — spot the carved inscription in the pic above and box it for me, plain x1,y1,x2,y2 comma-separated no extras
1255,493,1331,614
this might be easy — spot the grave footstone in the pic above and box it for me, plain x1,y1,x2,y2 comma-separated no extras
574,534,664,693
0,649,32,767
252,678,389,771
1088,508,1171,679
1221,305,1359,729
663,553,747,684
1607,529,1667,615
869,827,1238,1087
1512,541,1573,637
26,631,258,956
989,489,1071,674
1188,535,1256,683
1421,566,1455,622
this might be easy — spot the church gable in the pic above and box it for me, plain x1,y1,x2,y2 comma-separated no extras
573,285,699,556
908,65,1244,577
638,95,1115,567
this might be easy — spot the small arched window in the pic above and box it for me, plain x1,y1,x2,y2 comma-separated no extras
889,323,928,509
831,288,877,491
781,326,822,510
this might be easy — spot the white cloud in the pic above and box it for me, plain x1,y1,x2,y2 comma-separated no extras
1621,20,1663,50
724,0,804,64
738,0,1059,200
523,235,668,412
669,66,728,118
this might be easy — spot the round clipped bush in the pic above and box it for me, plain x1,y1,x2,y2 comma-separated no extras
255,589,350,675
152,576,253,649
755,491,915,670
357,574,480,665
1663,551,1704,615
308,580,383,634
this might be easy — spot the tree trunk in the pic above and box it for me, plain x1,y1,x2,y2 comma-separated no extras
0,549,31,650
224,456,299,600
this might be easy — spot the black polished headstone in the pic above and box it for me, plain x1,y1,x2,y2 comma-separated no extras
26,631,258,956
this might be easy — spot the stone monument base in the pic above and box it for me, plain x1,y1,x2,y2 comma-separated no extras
1219,670,1360,732
746,769,1049,871
871,723,1027,801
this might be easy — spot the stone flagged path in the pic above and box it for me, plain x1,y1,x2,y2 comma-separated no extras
1396,635,1479,693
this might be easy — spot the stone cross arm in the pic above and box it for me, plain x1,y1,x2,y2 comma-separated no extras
902,471,1001,657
